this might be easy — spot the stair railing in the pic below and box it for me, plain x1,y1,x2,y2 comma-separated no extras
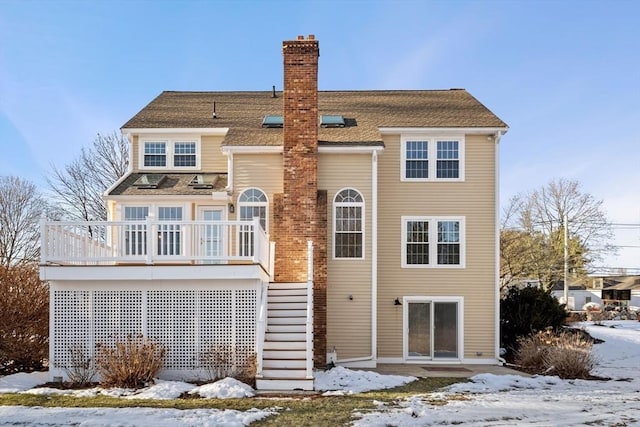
305,240,314,380
256,282,268,379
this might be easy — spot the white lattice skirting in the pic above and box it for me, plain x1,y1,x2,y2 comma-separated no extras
50,283,259,381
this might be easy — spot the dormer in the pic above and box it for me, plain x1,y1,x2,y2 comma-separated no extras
122,128,229,173
138,136,200,170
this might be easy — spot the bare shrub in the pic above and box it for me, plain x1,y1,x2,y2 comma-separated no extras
589,310,606,325
0,264,49,374
514,333,548,373
515,329,597,379
199,345,256,386
63,345,97,386
95,335,166,388
544,333,596,379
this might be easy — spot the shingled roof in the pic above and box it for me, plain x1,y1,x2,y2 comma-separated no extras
109,173,228,196
122,90,507,146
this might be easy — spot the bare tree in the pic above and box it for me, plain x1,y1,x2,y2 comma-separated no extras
48,132,129,221
501,178,613,289
0,176,49,267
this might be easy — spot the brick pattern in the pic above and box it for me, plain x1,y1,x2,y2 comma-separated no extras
313,190,328,367
273,36,327,366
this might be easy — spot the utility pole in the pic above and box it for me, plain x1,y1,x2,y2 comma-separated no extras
563,212,569,308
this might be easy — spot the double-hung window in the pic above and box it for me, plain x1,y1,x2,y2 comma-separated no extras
144,142,167,167
333,188,364,259
173,142,196,167
157,207,183,256
124,206,149,256
402,216,464,267
401,136,464,181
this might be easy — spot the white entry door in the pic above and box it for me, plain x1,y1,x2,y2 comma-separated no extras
198,207,224,263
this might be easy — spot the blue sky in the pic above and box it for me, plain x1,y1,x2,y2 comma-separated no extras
1,0,638,272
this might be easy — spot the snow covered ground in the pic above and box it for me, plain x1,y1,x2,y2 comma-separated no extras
0,320,638,426
354,321,640,426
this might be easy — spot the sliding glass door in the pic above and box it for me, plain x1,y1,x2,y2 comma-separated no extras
405,298,461,360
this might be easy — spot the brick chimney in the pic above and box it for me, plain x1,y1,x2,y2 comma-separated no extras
273,35,327,366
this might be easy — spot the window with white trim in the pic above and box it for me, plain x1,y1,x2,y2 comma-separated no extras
333,188,364,259
144,142,166,167
401,136,464,181
140,138,199,170
238,188,268,257
157,207,183,256
124,206,149,256
402,216,464,267
173,142,196,167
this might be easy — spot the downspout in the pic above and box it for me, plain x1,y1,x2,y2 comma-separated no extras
226,151,234,195
494,130,505,365
335,148,379,365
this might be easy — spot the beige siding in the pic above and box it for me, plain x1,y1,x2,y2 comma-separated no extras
201,135,226,171
231,153,284,229
132,136,140,172
319,153,373,360
377,134,497,360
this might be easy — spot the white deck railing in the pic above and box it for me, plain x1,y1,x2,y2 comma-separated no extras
40,218,270,272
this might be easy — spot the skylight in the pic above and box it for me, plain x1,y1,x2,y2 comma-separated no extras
133,174,166,189
189,174,219,189
262,115,283,128
320,115,345,128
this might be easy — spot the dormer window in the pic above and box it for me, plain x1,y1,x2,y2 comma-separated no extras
144,142,166,167
174,142,196,167
140,138,200,170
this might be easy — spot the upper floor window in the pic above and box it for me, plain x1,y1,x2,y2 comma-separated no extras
334,188,364,259
401,136,464,181
140,138,199,170
173,142,196,167
401,216,465,268
144,142,166,167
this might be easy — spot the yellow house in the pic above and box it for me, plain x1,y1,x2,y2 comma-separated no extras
40,35,507,390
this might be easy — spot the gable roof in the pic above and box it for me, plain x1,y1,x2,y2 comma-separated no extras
122,90,507,146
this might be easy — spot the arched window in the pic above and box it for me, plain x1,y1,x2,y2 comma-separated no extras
238,188,268,257
334,188,364,259
238,188,268,230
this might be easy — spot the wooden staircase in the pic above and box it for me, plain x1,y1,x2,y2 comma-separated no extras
255,282,314,391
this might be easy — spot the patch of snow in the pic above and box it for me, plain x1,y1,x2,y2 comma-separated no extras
314,366,416,395
190,377,255,399
0,371,48,393
124,380,195,400
0,406,277,427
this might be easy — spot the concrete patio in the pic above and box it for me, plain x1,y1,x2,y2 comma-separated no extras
368,363,529,378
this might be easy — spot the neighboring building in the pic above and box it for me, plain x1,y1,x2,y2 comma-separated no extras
40,36,508,390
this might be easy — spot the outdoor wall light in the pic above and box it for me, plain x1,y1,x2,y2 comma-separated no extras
228,203,235,214
394,298,402,306
348,294,353,300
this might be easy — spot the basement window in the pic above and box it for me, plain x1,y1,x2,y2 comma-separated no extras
262,115,283,128
320,115,345,128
